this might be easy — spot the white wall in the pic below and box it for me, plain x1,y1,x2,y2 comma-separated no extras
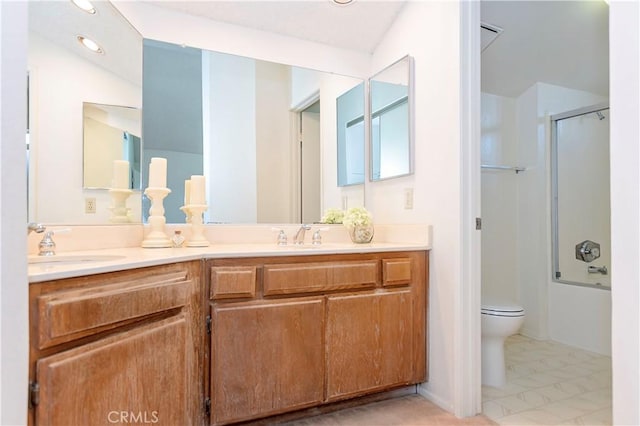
370,1,463,412
29,33,142,224
256,61,294,223
0,2,28,423
480,93,518,304
203,51,257,223
113,2,370,79
609,3,640,424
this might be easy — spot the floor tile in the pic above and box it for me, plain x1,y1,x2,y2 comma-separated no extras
482,335,612,426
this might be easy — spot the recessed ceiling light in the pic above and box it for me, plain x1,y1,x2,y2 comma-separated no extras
332,0,355,5
71,0,96,14
77,36,104,54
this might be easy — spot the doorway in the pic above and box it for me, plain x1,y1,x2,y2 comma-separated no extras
299,101,321,224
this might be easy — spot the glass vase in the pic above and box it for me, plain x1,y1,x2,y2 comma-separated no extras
348,224,374,244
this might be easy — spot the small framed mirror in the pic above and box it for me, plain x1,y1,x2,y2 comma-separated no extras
336,82,365,187
83,102,142,189
369,55,413,181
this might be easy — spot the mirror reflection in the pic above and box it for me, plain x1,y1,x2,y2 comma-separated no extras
337,83,365,186
370,55,413,181
83,103,141,189
143,39,365,224
28,0,143,224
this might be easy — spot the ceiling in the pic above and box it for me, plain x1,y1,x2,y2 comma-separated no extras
29,1,142,86
29,0,609,100
143,0,407,53
481,1,609,98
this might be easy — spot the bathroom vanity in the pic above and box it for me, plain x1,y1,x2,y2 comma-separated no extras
27,245,428,425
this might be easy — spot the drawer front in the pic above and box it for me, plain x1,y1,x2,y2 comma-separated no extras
263,260,379,296
37,271,190,349
210,266,257,300
382,258,413,287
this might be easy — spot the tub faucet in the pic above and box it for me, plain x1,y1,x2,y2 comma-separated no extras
28,223,46,235
293,224,311,245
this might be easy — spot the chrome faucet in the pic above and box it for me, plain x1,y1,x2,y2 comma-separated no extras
28,223,46,235
293,224,312,245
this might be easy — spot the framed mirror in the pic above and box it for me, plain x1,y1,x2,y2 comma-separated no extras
142,39,365,224
83,103,141,189
551,103,611,288
337,83,365,187
28,0,143,224
369,55,414,181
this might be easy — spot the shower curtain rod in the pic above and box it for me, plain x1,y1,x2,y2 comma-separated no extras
481,164,526,174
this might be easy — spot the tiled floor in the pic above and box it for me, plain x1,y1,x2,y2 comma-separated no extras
284,394,496,425
482,334,612,425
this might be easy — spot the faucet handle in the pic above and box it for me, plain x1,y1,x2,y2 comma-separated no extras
37,228,71,256
271,227,288,246
312,227,330,245
38,232,56,256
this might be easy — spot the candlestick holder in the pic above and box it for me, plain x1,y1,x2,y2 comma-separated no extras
108,188,133,223
142,187,172,248
183,204,209,247
180,206,192,224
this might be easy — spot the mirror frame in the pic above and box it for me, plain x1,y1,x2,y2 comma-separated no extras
368,55,414,182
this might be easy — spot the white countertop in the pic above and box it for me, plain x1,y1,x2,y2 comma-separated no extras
28,242,430,283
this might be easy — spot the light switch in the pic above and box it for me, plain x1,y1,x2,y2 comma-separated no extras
404,188,413,209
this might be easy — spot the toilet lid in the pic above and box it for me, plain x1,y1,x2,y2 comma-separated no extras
481,302,524,317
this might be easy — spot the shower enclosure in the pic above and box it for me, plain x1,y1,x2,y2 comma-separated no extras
551,103,610,289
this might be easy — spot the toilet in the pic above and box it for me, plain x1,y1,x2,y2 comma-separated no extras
481,301,525,388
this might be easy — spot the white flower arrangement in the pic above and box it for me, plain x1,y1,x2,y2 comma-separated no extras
321,208,345,224
342,207,373,228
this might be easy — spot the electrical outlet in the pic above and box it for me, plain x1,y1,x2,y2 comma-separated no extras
85,197,96,214
404,188,414,210
342,196,348,210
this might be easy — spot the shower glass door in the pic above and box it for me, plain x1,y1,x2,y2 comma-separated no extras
551,104,611,288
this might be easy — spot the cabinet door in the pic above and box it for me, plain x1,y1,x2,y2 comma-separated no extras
35,316,188,426
326,290,414,401
210,298,324,425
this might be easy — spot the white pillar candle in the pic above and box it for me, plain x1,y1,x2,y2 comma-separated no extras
184,179,191,205
112,160,129,189
190,175,206,204
148,157,167,188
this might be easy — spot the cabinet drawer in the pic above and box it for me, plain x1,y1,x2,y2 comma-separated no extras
210,266,257,300
263,260,379,296
37,270,190,349
382,258,413,287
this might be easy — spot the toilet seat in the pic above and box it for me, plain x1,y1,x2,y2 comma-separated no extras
481,302,524,317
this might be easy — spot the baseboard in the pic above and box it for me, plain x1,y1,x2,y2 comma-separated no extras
417,383,454,414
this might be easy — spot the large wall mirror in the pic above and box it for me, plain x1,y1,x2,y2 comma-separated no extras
369,55,414,181
142,39,365,224
28,0,143,224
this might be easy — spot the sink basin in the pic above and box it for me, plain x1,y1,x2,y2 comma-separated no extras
28,254,126,265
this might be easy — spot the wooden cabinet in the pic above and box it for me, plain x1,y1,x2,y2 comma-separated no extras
326,290,414,401
28,250,428,426
206,251,428,425
210,298,325,424
28,261,203,426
